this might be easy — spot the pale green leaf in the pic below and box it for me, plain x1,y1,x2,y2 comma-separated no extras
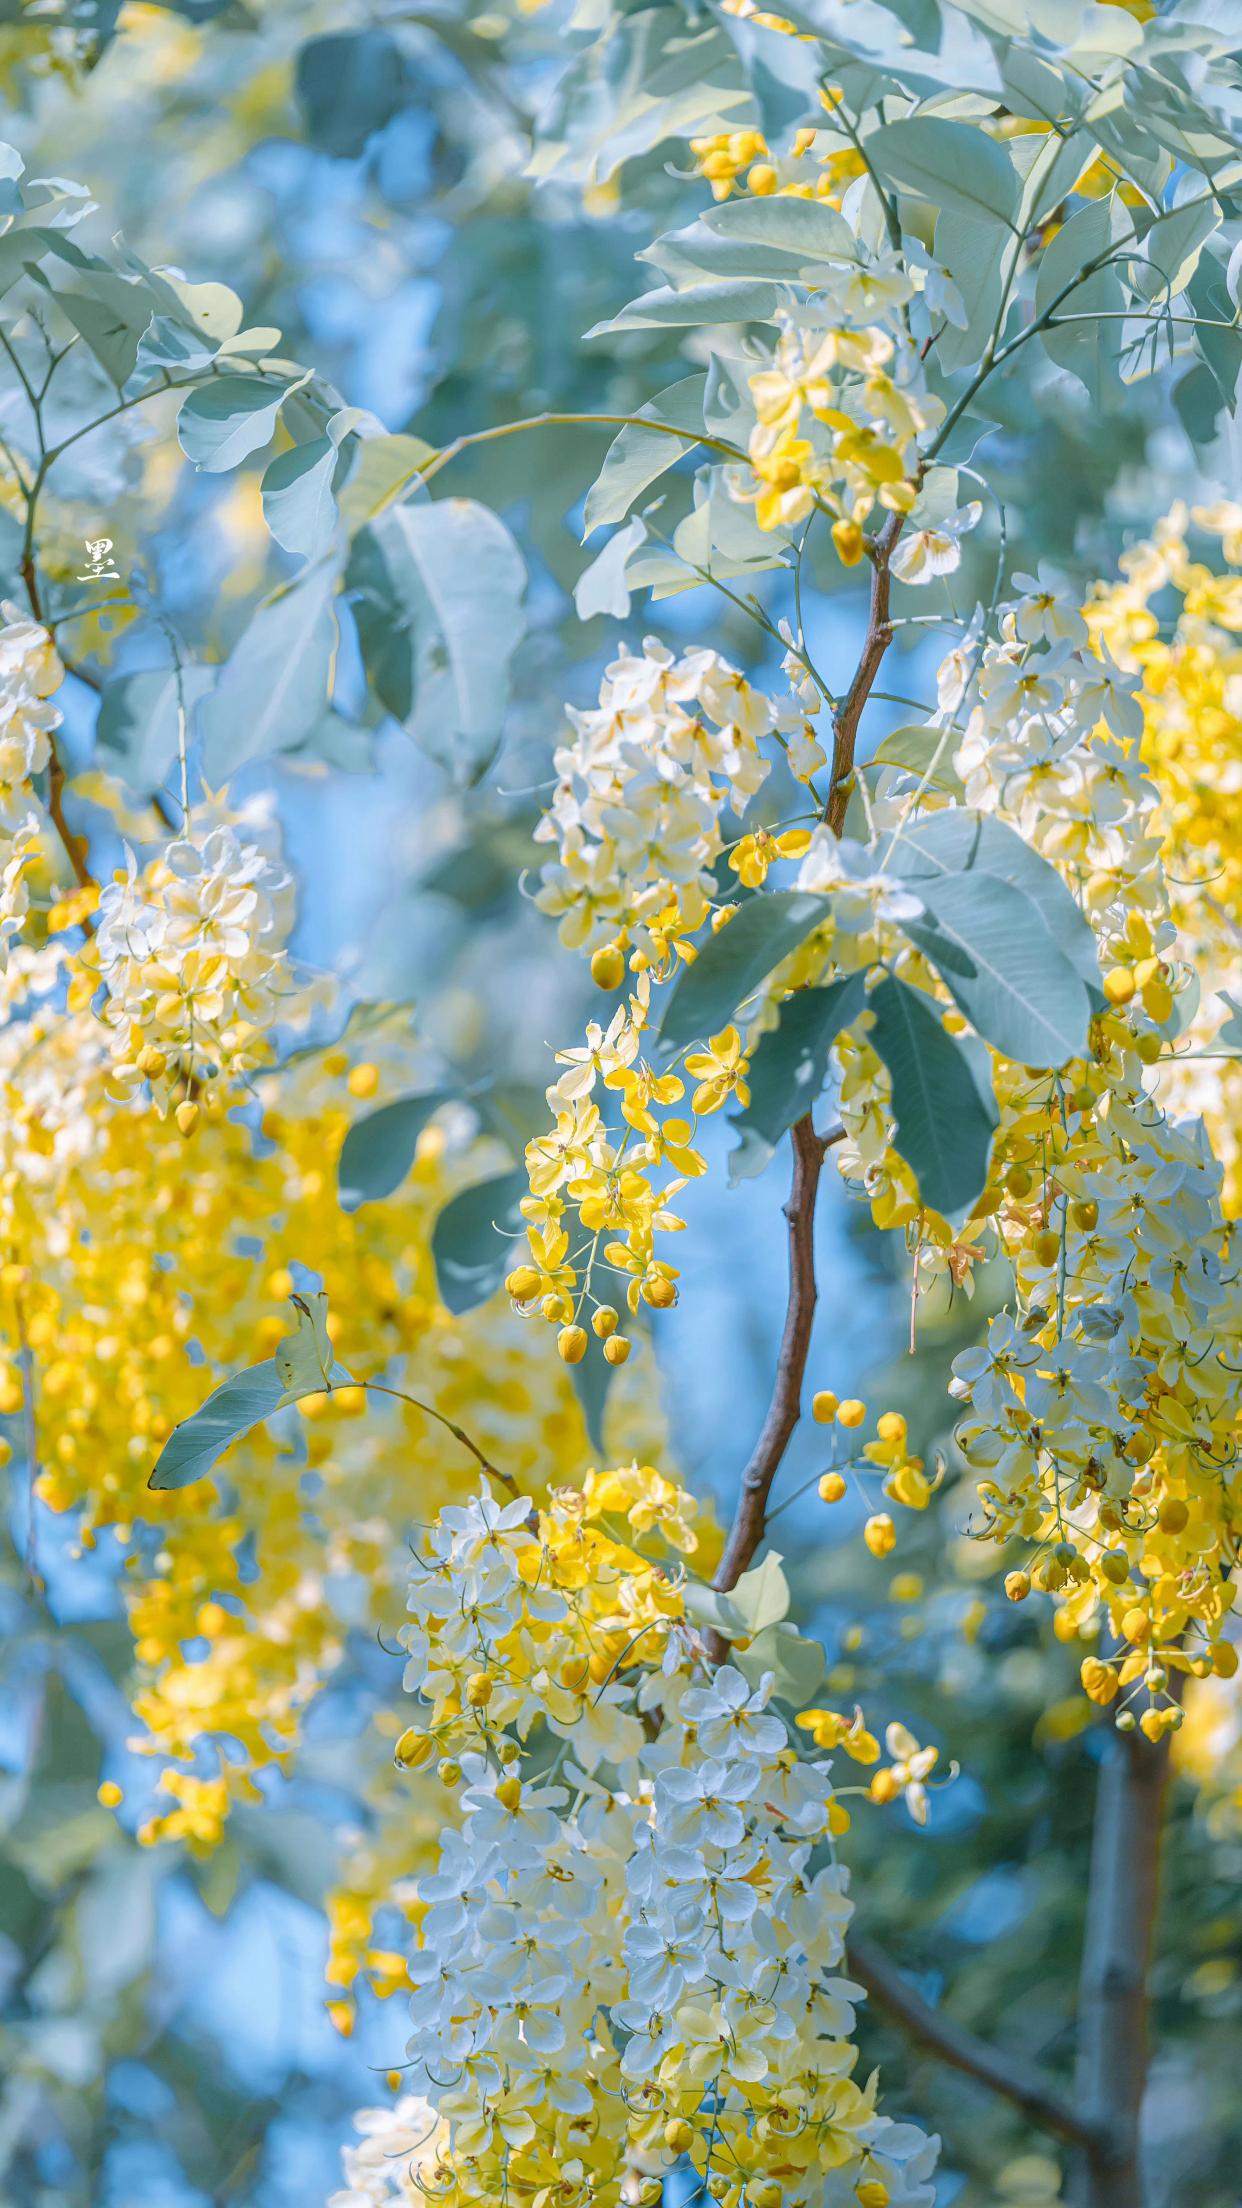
732,973,866,1150
338,1093,447,1211
867,975,998,1216
865,116,1020,227
583,374,706,537
261,437,339,558
177,374,290,472
431,1168,527,1315
731,1551,790,1635
658,892,831,1051
200,566,340,779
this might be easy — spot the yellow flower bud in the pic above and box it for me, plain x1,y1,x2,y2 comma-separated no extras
747,162,778,195
496,1776,522,1811
857,2185,891,2208
1004,1570,1030,1602
863,1512,895,1558
505,1264,542,1301
869,1767,901,1804
347,1061,380,1099
97,1780,123,1809
1103,965,1136,1005
557,1325,588,1364
876,1410,907,1444
1031,1227,1060,1266
837,1398,866,1429
1212,1641,1239,1678
664,2119,694,2154
819,1472,847,1504
590,944,626,991
1121,1606,1151,1644
1158,1497,1188,1534
394,1727,435,1769
592,1306,619,1338
437,1758,461,1786
603,1334,631,1366
832,518,864,565
466,1671,493,1708
1081,1657,1119,1705
812,1389,839,1423
175,1099,200,1137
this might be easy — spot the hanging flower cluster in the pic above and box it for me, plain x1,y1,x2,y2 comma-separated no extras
0,600,62,965
85,820,296,1122
740,295,942,554
388,1481,938,2208
1088,502,1242,1213
534,637,787,973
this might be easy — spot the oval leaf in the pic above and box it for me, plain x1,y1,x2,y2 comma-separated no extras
659,892,832,1052
868,974,998,1217
338,1092,447,1211
178,375,289,472
431,1168,528,1315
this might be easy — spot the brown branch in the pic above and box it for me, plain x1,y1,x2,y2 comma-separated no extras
847,1930,1105,2154
826,509,906,834
21,546,98,909
1073,1689,1180,2207
712,1113,823,1599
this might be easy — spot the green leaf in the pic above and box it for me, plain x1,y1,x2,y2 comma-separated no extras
869,723,963,795
933,209,1009,374
1132,193,1218,305
583,375,705,537
261,437,339,558
681,1581,746,1638
1033,194,1125,405
177,375,290,473
887,810,1102,993
570,1349,613,1458
148,1363,284,1491
904,871,1093,1066
149,1304,352,1489
730,1551,790,1635
735,1622,825,1707
733,973,866,1149
431,1168,528,1315
658,892,832,1051
865,116,1019,227
585,280,782,340
275,1291,339,1405
200,566,340,779
96,664,214,785
296,29,408,157
53,274,155,386
357,499,526,780
867,974,998,1216
575,516,647,620
338,432,436,531
338,1093,447,1211
700,194,857,265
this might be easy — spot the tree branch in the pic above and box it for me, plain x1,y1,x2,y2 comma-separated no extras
712,1113,823,1599
827,510,905,834
847,1930,1106,2155
1073,1703,1179,2207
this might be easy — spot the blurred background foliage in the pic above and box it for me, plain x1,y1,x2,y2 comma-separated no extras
0,3,1239,2205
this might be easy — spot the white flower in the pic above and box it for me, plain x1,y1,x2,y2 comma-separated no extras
890,501,982,585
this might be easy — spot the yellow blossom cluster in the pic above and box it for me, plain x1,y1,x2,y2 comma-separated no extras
0,955,645,1858
376,1479,938,2208
1088,502,1242,1211
510,979,752,1347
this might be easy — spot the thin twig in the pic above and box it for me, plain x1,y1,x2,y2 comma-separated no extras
846,1931,1107,2154
361,1381,515,1493
711,1114,823,1604
827,511,906,833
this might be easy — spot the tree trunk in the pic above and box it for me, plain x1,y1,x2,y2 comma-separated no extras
1073,1721,1174,2207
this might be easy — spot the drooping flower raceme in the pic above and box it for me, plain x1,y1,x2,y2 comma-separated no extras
388,1482,937,2208
88,821,295,1120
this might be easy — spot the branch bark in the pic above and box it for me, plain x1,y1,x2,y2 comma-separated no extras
847,1931,1105,2155
1073,1717,1177,2207
712,1112,823,1598
826,509,904,834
